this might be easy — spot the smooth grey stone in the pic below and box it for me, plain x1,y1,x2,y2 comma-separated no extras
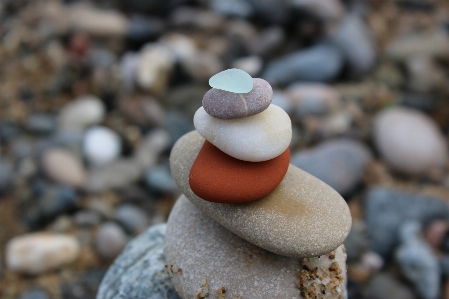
263,42,344,85
344,220,369,262
0,159,13,193
210,0,254,18
96,224,181,299
27,113,57,134
114,204,149,234
364,273,417,299
18,289,49,299
365,187,449,257
145,165,178,194
291,139,372,196
95,222,128,260
248,26,285,57
396,221,440,299
331,14,375,77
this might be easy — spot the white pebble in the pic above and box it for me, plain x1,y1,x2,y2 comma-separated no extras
194,104,291,162
59,95,105,129
83,126,122,167
6,233,80,275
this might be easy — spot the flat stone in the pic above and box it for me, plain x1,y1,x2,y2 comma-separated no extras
373,107,447,175
189,141,290,203
96,224,181,299
170,131,351,258
202,78,272,120
83,126,122,167
165,196,348,299
209,68,253,93
6,233,80,275
194,104,291,162
42,148,86,188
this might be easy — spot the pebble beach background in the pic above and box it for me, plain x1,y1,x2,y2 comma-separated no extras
1,0,449,298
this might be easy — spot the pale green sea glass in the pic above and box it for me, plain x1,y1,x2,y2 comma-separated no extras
209,68,253,93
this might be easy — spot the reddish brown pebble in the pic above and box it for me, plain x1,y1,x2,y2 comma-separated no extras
189,141,290,204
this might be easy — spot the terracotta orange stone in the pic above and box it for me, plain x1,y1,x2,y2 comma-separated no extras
189,141,290,204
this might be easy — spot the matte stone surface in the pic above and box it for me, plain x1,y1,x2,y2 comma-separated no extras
209,68,253,93
170,131,351,258
189,141,290,203
373,107,447,175
165,196,347,299
365,187,449,257
42,148,86,188
96,224,181,299
194,104,291,162
202,78,272,119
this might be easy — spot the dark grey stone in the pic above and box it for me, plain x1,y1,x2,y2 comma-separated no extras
364,273,416,299
365,187,449,257
291,139,372,196
0,159,13,193
27,113,57,134
145,165,178,194
96,224,181,299
18,289,49,299
114,204,149,234
262,42,344,86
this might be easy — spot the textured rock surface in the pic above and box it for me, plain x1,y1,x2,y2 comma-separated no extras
203,78,272,119
291,139,372,196
170,131,351,258
209,68,253,93
194,104,291,162
96,224,181,299
365,187,449,257
165,196,348,299
373,107,447,175
189,141,290,203
6,233,80,275
42,148,86,188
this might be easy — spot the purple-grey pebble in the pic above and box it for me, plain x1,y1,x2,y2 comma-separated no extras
202,78,273,119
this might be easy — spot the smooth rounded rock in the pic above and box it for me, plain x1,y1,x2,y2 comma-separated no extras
95,222,127,260
209,68,253,93
59,95,105,130
373,107,447,175
83,126,122,167
194,104,292,162
170,131,352,258
42,148,86,188
165,196,348,299
291,139,372,196
202,78,272,120
189,141,290,203
6,233,80,274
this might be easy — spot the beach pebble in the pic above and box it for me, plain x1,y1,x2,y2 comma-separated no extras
145,165,178,194
6,233,80,275
181,51,223,82
18,289,49,299
365,273,417,299
194,104,291,162
263,42,344,86
59,95,105,130
83,126,121,167
247,26,285,58
331,14,375,77
96,224,181,299
134,129,170,168
42,148,86,188
0,159,13,193
27,113,57,135
344,220,369,262
95,222,127,260
291,0,344,22
365,187,449,257
405,54,446,93
396,221,440,299
165,195,347,299
202,78,273,119
425,220,449,250
114,204,149,234
231,55,263,77
189,141,289,203
209,68,253,93
170,131,351,258
373,107,447,175
136,44,174,95
291,139,372,196
287,83,341,117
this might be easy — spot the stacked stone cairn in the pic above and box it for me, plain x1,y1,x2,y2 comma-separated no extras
166,69,352,299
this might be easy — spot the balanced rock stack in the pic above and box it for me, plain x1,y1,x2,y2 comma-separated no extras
167,69,352,299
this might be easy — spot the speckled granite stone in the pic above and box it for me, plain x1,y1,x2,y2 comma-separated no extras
165,196,348,299
96,224,181,299
169,131,352,258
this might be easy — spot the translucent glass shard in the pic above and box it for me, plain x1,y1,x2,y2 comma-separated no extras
209,68,253,93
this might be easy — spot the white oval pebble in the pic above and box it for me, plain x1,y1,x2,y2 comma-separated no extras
59,95,105,130
6,233,80,275
194,104,291,162
83,126,122,167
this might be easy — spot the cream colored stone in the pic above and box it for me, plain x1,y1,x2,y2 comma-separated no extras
165,196,347,299
194,104,291,162
42,148,86,188
6,233,80,274
169,131,351,258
